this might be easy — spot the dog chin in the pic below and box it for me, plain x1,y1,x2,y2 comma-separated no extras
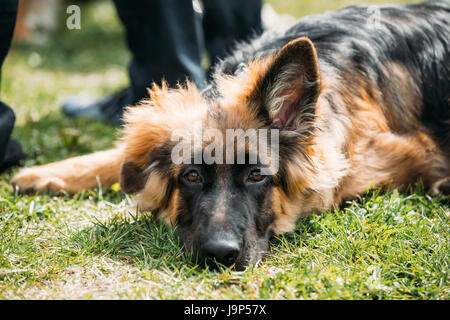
235,240,269,270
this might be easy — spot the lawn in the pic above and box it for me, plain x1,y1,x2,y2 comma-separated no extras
0,0,448,299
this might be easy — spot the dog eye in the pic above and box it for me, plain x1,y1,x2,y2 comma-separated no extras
248,169,265,183
185,170,201,183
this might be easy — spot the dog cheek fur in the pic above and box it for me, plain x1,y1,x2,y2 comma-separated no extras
138,176,181,224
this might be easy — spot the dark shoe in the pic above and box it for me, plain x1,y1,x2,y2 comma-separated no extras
0,139,26,172
62,88,133,126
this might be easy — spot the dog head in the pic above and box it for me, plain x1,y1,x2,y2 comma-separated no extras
119,38,323,270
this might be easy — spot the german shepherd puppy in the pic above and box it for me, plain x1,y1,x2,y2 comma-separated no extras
12,1,450,270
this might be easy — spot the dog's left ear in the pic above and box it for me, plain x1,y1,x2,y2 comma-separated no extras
251,37,321,130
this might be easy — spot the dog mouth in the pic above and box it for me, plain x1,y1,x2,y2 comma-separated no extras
201,255,247,271
199,240,247,270
194,238,268,271
178,238,249,270
177,227,271,270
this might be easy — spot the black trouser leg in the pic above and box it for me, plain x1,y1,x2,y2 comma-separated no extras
202,0,262,65
0,0,18,167
112,0,206,104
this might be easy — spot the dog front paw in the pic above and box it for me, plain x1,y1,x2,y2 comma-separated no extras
432,177,450,195
11,168,67,194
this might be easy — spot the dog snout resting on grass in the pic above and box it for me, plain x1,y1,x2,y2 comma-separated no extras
12,1,450,270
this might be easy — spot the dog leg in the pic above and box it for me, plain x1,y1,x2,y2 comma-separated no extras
338,131,448,199
432,177,450,195
11,147,124,194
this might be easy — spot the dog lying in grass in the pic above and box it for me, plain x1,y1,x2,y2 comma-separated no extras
12,1,449,270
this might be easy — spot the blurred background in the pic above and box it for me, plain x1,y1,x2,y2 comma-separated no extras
0,0,421,168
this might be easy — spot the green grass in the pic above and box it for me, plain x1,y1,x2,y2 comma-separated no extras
0,0,448,299
267,0,422,17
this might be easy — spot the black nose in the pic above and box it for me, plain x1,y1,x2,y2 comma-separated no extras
202,239,240,267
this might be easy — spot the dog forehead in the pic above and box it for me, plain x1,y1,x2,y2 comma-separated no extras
214,165,233,187
204,80,267,131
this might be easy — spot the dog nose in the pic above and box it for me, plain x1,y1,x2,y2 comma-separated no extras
202,239,240,267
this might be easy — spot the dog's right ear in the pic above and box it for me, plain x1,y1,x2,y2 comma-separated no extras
119,161,148,194
249,37,321,130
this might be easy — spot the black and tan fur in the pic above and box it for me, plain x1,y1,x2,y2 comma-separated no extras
12,1,450,270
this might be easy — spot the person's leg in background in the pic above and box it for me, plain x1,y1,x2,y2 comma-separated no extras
62,0,206,126
0,0,25,172
114,0,206,102
202,0,262,69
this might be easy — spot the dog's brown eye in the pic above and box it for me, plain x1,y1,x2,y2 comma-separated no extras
248,169,265,183
185,170,201,183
